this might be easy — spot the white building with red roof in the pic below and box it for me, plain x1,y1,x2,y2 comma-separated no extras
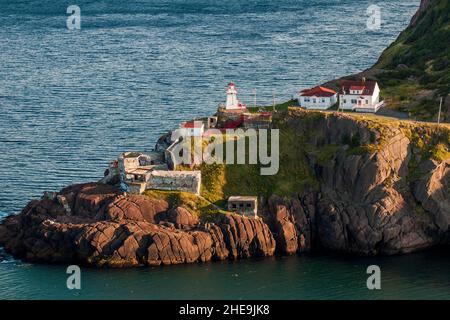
339,79,383,112
178,120,205,137
298,86,337,110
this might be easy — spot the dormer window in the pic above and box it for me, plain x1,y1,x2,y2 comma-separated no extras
349,86,365,95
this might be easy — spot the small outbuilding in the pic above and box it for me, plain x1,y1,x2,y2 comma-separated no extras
227,196,258,218
178,121,205,137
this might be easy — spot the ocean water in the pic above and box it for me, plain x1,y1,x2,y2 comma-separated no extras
1,250,450,300
2,0,447,300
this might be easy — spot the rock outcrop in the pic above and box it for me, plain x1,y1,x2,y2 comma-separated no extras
265,110,450,256
410,0,432,26
0,183,275,267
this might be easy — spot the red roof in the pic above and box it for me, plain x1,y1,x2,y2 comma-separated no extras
340,80,377,96
181,121,204,128
299,86,337,97
350,86,365,91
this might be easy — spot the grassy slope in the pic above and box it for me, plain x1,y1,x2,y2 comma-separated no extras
371,0,450,120
316,0,450,121
198,109,450,208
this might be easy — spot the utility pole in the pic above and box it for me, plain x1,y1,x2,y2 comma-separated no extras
437,97,443,128
272,91,276,112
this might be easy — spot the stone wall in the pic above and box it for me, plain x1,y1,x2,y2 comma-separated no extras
216,107,245,128
164,137,182,170
146,170,201,195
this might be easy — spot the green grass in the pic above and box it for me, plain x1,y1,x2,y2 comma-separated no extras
371,0,450,120
246,99,298,113
143,190,221,217
430,142,450,162
309,144,341,166
197,122,320,203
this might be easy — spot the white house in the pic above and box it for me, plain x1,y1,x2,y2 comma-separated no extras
225,82,247,110
339,79,383,112
298,86,337,110
178,121,205,137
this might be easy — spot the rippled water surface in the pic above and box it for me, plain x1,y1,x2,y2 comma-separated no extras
2,0,447,300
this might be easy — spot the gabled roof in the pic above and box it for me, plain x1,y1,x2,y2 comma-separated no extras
299,86,337,97
340,80,378,96
228,196,258,202
350,85,365,91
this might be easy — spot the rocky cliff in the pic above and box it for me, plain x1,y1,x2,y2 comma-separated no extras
0,183,275,267
0,110,448,266
264,109,449,256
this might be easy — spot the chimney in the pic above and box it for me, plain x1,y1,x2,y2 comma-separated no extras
362,77,366,83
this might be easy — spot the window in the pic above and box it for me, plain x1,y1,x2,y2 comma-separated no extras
246,203,252,208
322,99,326,103
239,203,244,208
366,100,369,104
351,99,357,104
313,98,316,103
343,99,347,104
232,204,237,209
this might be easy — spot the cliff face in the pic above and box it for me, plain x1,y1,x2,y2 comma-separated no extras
265,109,450,255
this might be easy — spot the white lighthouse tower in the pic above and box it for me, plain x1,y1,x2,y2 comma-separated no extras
225,82,240,110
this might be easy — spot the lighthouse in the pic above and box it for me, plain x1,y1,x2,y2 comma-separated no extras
225,82,240,110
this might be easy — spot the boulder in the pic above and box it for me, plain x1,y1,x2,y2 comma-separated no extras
164,207,199,229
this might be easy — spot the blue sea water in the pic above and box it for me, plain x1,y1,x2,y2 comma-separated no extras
2,0,448,300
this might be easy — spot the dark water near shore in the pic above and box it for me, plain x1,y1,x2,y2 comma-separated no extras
1,250,450,300
2,0,448,300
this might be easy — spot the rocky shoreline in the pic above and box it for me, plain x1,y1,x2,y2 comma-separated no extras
0,183,276,267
